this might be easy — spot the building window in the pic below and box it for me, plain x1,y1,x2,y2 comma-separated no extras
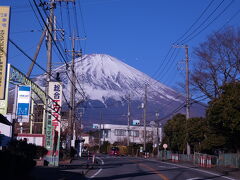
101,129,111,138
146,131,153,137
114,129,126,136
130,130,139,137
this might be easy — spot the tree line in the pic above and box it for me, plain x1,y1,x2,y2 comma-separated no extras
163,27,240,154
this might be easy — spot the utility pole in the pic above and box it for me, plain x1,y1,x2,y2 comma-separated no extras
185,45,191,156
127,94,131,146
99,123,101,153
99,112,102,153
185,45,190,120
143,84,147,151
173,44,191,155
155,112,160,158
46,0,54,82
102,114,105,143
66,32,82,149
27,29,47,78
45,0,54,149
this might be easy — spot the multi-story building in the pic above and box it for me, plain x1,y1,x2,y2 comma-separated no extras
94,123,163,146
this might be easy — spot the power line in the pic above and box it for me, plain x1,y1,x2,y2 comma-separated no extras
180,0,226,43
77,0,87,52
174,0,216,44
150,0,228,87
33,0,68,65
183,0,235,43
29,0,44,30
216,8,240,32
9,38,71,109
33,0,86,100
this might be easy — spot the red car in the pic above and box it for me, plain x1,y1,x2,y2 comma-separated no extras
110,146,120,156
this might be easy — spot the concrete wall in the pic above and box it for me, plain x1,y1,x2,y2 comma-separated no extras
98,123,162,145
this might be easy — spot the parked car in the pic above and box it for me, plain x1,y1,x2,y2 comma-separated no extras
110,146,120,156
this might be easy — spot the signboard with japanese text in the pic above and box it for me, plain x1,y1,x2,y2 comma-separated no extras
0,6,10,99
45,81,62,166
16,86,31,122
0,64,10,115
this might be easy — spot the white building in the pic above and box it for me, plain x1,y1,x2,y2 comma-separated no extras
94,123,162,145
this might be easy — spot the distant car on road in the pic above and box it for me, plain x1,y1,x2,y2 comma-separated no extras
110,146,120,156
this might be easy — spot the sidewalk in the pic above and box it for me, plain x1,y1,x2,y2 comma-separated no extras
28,157,99,180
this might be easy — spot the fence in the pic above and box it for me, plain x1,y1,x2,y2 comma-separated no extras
157,151,240,168
218,153,240,168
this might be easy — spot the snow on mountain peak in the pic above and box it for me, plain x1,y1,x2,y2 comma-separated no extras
75,54,180,103
35,54,182,104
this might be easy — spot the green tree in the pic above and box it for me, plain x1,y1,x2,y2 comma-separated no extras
163,114,186,153
187,117,208,152
163,115,210,153
206,82,240,152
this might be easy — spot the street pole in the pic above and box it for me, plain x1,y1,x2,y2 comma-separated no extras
66,31,82,150
155,112,160,158
68,32,76,149
127,94,131,146
173,44,191,155
185,45,191,156
45,0,54,132
46,0,54,83
143,84,147,152
99,112,102,152
26,29,47,78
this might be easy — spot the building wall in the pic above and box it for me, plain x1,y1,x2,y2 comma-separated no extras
98,124,162,145
82,135,90,145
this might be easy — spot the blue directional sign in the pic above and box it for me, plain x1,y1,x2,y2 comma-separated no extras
16,86,31,122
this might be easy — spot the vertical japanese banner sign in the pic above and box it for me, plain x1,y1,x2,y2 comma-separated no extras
0,6,10,100
45,81,62,166
16,86,31,122
0,64,10,115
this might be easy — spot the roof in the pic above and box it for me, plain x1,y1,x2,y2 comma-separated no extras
0,114,12,126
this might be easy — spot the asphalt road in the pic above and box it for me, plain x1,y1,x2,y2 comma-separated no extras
86,155,237,180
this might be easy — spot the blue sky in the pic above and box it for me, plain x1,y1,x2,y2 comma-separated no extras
2,0,240,93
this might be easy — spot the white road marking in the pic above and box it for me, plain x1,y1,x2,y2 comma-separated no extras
160,161,236,180
89,157,104,179
60,169,83,173
186,178,204,180
158,165,178,169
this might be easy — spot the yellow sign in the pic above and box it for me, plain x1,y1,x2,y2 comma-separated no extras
0,64,10,115
0,6,10,100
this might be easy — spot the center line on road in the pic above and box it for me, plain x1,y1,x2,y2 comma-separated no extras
139,163,170,180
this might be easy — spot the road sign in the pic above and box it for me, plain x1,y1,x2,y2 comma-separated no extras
16,85,31,122
163,144,168,149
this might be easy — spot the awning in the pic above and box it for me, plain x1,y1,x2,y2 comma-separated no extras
0,114,12,126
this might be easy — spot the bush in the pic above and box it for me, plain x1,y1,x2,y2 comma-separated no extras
0,139,48,179
36,145,48,159
100,141,110,154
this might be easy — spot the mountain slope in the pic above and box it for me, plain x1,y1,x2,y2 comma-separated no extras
35,54,205,126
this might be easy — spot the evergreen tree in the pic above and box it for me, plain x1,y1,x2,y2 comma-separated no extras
206,82,240,152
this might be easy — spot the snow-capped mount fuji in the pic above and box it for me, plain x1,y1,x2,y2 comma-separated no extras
35,54,205,126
